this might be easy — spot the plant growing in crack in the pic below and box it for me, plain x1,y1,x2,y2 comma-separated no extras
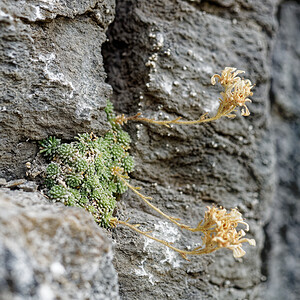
40,67,256,260
39,117,134,228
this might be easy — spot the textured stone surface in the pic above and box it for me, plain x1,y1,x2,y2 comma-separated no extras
103,0,278,299
0,0,299,299
0,0,115,179
0,189,119,300
264,2,300,299
0,1,120,299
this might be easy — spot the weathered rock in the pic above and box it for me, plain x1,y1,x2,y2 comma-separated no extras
264,2,300,300
4,179,27,188
0,0,115,179
18,180,39,192
0,0,299,299
0,189,119,300
103,0,278,299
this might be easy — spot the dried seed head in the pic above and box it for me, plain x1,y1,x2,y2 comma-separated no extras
211,67,245,88
201,206,256,258
212,67,254,117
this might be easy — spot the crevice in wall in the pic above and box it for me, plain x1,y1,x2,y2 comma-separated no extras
261,222,271,278
102,0,150,115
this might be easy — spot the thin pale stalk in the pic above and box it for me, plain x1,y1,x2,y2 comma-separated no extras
117,220,219,259
128,114,220,126
169,115,219,125
118,175,186,228
132,116,183,127
115,112,225,127
117,107,242,126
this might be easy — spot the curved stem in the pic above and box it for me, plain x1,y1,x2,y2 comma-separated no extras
115,111,225,127
132,116,183,127
170,115,219,125
128,114,220,126
118,175,187,228
117,220,219,259
117,172,211,233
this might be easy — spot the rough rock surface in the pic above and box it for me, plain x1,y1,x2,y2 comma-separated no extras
264,2,300,300
0,0,299,299
0,189,119,300
0,1,120,299
0,0,115,179
103,0,279,299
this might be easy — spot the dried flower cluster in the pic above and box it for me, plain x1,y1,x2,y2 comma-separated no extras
112,168,256,259
110,68,256,260
114,67,254,126
185,207,256,258
40,68,256,261
211,67,254,118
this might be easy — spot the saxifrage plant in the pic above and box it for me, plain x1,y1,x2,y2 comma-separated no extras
40,67,256,260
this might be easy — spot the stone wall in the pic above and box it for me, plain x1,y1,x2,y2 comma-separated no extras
265,2,300,299
0,189,119,300
0,1,119,299
103,1,276,299
0,0,114,179
0,0,299,299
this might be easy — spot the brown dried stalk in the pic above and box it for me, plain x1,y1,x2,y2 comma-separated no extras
112,167,256,259
114,67,254,127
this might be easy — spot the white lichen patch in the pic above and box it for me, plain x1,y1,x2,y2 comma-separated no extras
201,98,220,115
39,0,57,3
50,261,66,279
33,5,43,21
39,53,75,98
134,258,155,285
158,75,173,95
27,0,59,21
143,221,182,268
201,64,213,75
37,284,55,300
154,221,181,243
0,9,13,21
160,247,181,268
134,222,182,285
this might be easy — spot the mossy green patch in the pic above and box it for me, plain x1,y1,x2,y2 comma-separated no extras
40,100,134,228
